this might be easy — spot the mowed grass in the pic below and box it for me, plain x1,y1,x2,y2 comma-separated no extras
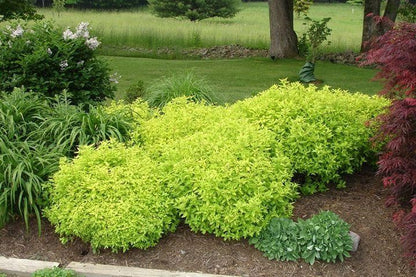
106,56,381,104
39,3,364,56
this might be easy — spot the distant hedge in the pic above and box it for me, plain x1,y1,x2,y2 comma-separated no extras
34,0,148,9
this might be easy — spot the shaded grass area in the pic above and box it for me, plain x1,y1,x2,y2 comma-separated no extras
106,56,381,104
38,3,363,57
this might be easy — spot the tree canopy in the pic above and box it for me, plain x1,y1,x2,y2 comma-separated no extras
148,0,241,21
0,0,42,21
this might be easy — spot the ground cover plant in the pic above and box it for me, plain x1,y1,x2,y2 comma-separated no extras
37,3,364,56
0,21,115,105
31,267,82,277
250,211,353,265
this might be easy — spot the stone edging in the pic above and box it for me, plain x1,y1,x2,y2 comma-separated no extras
0,256,238,277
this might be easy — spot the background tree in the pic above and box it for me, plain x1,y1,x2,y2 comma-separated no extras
0,0,43,21
361,0,401,51
268,0,298,59
148,0,240,21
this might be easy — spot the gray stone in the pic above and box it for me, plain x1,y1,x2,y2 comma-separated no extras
349,231,361,252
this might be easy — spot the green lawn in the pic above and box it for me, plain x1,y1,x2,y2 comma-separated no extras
39,3,364,57
106,56,381,104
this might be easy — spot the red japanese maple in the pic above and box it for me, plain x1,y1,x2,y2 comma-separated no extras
361,22,416,266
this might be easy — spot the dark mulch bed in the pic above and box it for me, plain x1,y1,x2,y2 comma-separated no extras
0,167,414,276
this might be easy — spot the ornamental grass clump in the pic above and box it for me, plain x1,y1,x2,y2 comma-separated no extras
0,89,139,232
144,72,217,108
0,89,61,230
231,81,389,194
45,141,179,252
139,98,298,240
0,21,115,106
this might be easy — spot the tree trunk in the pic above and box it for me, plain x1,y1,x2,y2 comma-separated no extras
361,0,401,52
268,0,298,59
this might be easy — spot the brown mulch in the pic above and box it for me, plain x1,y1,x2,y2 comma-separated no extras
0,167,414,277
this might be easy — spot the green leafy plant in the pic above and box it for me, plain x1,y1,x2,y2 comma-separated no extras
37,99,134,157
0,89,137,232
0,89,61,231
0,21,115,106
231,81,389,194
52,0,66,16
125,80,146,103
32,267,82,277
144,72,217,108
294,0,313,17
0,0,43,22
298,211,353,264
398,1,416,23
249,218,300,261
250,211,353,265
298,17,332,83
45,141,179,252
139,98,298,240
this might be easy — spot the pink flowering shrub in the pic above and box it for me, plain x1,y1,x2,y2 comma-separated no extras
0,21,115,105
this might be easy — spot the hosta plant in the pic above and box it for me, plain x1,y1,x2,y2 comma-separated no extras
298,211,352,264
250,211,353,265
249,218,301,261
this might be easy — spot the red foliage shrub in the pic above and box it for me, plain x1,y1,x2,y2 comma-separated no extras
361,22,416,266
360,22,416,98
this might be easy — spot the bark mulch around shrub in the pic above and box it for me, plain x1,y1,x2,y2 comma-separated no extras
0,166,413,276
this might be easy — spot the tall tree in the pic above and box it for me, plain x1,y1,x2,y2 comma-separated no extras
268,0,298,59
361,0,401,51
0,0,42,21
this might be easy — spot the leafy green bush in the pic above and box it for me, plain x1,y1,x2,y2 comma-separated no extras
0,21,115,106
45,141,179,252
144,72,217,108
139,98,298,240
250,211,353,265
231,81,390,194
32,267,82,277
